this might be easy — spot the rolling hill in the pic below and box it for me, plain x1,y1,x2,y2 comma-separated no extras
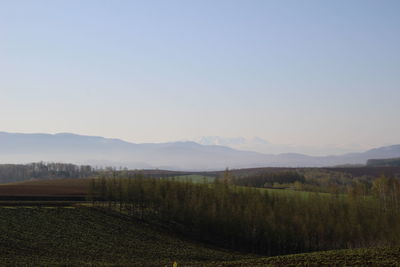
0,207,252,266
1,205,399,266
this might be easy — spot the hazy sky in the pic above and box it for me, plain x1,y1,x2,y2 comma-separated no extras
1,0,399,150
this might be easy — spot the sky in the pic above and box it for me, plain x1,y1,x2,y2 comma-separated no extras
0,0,399,154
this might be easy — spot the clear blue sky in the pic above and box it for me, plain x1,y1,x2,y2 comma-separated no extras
1,0,399,151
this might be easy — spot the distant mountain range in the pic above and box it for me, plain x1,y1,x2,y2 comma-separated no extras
0,132,399,170
192,136,367,156
367,157,400,167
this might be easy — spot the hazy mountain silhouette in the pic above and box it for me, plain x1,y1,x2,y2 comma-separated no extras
0,132,399,170
193,136,367,156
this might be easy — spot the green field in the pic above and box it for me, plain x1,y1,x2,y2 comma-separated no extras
168,175,332,198
255,187,338,198
168,174,216,183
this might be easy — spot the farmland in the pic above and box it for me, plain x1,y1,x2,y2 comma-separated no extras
210,247,400,266
0,178,90,197
0,176,331,201
0,207,252,266
1,206,399,266
1,171,400,266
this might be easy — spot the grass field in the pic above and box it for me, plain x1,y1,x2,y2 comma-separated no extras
254,187,336,198
168,174,216,183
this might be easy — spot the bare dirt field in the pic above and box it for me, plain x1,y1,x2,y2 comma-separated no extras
0,178,90,201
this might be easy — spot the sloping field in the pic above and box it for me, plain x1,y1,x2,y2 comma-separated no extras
0,202,399,266
0,207,252,266
210,247,400,266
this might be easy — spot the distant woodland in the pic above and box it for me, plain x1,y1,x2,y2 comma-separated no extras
0,162,94,183
367,158,400,167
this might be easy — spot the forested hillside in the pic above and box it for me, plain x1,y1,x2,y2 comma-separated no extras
88,174,400,256
367,158,400,167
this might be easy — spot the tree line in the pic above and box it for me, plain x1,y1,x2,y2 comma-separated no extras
367,158,400,167
230,171,306,188
229,168,400,196
0,162,94,183
88,172,400,256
